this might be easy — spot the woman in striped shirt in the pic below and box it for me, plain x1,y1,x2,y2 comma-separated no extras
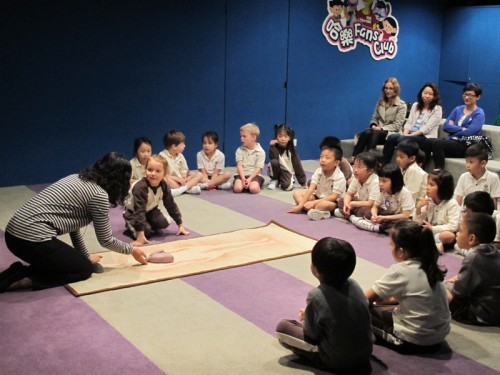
0,152,148,292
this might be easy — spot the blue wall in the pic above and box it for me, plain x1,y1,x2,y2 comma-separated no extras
0,1,498,186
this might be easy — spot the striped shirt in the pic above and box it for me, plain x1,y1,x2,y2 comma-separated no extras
6,174,133,257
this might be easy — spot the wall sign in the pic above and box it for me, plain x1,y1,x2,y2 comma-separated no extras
322,0,399,60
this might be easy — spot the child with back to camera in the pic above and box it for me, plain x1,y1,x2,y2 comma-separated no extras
267,124,306,191
276,237,374,374
197,130,232,190
124,155,189,245
288,145,346,221
446,212,500,326
335,151,380,221
413,169,461,252
350,163,413,233
159,130,205,195
365,220,450,354
130,136,152,182
234,123,266,194
454,143,500,208
395,139,427,205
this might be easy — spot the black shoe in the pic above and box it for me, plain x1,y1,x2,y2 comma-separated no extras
0,262,27,292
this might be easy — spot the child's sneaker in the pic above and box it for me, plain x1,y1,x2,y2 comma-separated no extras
186,186,201,195
267,180,278,190
307,209,331,221
198,182,209,190
171,186,187,197
333,208,344,218
350,216,380,232
217,182,232,190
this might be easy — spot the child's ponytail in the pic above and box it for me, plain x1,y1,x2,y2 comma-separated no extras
391,221,447,288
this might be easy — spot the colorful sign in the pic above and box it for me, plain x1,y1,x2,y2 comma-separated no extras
322,0,399,60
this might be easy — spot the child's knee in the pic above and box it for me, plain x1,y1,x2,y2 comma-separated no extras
439,231,456,244
249,182,261,194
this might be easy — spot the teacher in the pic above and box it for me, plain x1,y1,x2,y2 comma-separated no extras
0,152,148,293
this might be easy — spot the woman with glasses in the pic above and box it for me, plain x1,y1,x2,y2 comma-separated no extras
351,77,407,162
422,83,485,170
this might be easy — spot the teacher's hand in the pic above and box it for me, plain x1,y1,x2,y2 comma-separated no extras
131,247,148,265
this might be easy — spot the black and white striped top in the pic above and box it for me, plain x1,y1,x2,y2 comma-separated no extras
6,174,132,257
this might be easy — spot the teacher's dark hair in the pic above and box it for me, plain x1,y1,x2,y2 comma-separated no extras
79,152,132,207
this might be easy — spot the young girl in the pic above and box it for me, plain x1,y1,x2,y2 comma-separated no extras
350,163,413,233
197,130,232,190
413,169,461,252
365,220,451,354
124,155,189,246
276,237,373,374
268,124,306,190
335,151,380,220
130,136,152,182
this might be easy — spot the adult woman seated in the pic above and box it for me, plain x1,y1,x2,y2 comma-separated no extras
0,152,148,292
382,83,442,164
351,77,406,162
422,83,485,170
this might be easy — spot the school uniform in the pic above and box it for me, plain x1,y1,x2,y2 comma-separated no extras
197,149,226,177
454,170,500,204
402,162,428,204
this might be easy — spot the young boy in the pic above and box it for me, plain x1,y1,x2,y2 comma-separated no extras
233,123,266,194
197,130,232,190
275,237,373,374
395,139,427,204
454,143,500,208
288,145,346,221
446,212,500,326
159,130,205,195
454,191,500,256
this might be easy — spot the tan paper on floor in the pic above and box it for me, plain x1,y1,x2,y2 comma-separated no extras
65,221,316,296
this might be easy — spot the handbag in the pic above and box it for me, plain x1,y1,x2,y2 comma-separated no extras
460,135,494,160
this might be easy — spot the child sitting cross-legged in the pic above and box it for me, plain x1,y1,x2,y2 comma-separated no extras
159,130,205,195
335,151,380,221
276,237,374,374
288,145,346,220
350,163,413,233
413,169,461,252
365,221,451,354
446,212,500,326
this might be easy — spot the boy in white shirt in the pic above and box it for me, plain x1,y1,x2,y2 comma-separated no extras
288,145,346,220
234,123,266,194
454,143,500,208
159,130,204,195
395,139,427,205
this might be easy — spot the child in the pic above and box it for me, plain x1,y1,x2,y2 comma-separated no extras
288,145,346,221
351,163,413,233
159,130,204,195
276,237,374,374
454,143,500,207
335,151,380,220
414,169,461,252
130,136,152,182
267,124,306,191
365,220,450,354
124,155,189,245
234,123,266,194
395,139,427,204
319,136,353,186
446,212,500,326
197,130,232,190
